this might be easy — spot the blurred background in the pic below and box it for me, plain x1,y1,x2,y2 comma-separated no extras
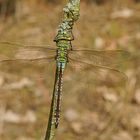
0,0,140,140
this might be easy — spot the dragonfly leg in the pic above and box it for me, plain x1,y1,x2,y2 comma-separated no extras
70,41,73,50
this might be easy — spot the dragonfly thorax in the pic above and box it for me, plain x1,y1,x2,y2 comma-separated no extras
57,48,68,61
56,40,71,67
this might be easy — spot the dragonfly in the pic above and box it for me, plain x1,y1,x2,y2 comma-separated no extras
0,40,130,139
0,41,129,85
0,1,131,140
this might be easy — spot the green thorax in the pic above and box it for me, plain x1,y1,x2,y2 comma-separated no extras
56,40,71,65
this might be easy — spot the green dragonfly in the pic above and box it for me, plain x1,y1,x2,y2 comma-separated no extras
0,40,129,139
0,1,130,140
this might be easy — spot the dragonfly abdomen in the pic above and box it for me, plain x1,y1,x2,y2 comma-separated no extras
54,63,64,128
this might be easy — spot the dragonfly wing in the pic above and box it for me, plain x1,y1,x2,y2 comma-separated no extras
0,41,53,49
0,41,57,76
0,41,56,60
0,57,54,74
64,50,128,103
0,58,57,94
0,41,57,84
64,57,128,88
62,58,127,118
68,49,130,70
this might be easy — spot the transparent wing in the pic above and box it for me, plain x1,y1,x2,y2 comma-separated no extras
68,49,130,69
0,41,56,78
64,58,127,87
0,57,55,75
0,41,57,89
0,58,56,92
62,57,128,117
0,41,53,48
0,41,56,60
64,49,130,91
62,52,130,129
